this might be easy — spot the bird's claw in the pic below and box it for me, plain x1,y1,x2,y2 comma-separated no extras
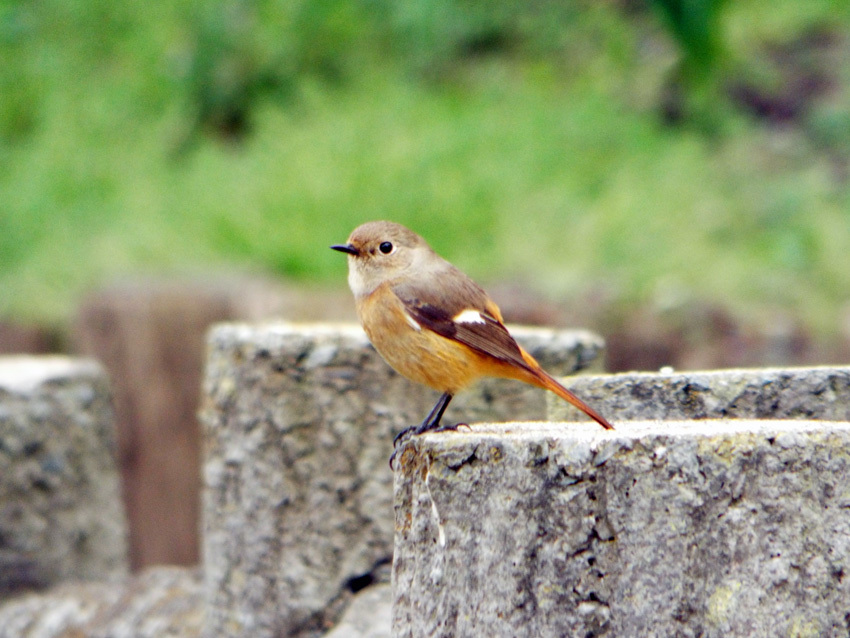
389,427,414,469
392,425,415,447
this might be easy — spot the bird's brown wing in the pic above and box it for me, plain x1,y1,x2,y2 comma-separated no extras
392,270,615,431
391,274,534,373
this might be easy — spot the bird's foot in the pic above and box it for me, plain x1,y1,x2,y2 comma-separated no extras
388,447,399,470
389,422,469,469
392,425,416,447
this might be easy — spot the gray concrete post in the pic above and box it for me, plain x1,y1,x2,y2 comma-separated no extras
0,356,128,599
392,419,850,637
200,322,605,638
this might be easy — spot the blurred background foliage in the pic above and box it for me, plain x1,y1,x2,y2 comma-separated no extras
1,0,849,335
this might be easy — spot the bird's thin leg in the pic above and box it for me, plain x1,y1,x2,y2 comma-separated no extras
393,392,453,446
414,392,454,435
390,393,465,469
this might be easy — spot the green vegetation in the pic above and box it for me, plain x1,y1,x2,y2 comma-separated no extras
1,0,848,334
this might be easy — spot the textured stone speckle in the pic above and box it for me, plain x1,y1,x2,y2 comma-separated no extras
0,566,202,638
549,366,850,422
200,322,604,638
322,584,392,638
393,419,850,638
0,356,128,599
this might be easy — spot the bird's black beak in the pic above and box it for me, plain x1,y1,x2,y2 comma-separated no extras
331,243,359,256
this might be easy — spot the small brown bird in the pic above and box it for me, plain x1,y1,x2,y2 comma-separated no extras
331,221,613,453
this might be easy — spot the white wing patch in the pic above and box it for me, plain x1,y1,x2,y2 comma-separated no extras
453,309,486,324
404,311,422,331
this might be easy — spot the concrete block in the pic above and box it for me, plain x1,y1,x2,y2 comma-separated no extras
0,356,128,599
392,420,850,637
549,366,850,422
0,566,202,638
322,584,392,638
200,322,603,638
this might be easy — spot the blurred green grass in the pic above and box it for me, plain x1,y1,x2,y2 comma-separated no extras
1,0,848,334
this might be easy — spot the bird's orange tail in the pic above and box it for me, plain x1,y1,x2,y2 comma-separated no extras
533,368,613,430
517,348,613,430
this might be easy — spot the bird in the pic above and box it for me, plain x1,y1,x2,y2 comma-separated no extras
331,221,613,459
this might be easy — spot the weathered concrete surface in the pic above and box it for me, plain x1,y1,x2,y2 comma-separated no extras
0,356,128,599
549,366,850,422
0,566,202,638
393,420,850,638
322,584,392,638
200,322,603,638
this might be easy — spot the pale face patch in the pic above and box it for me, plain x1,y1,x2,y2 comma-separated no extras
347,264,368,298
453,309,486,324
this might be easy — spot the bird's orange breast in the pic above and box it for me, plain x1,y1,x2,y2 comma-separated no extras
356,284,489,393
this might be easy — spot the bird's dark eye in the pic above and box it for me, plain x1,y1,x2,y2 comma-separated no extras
379,241,393,254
